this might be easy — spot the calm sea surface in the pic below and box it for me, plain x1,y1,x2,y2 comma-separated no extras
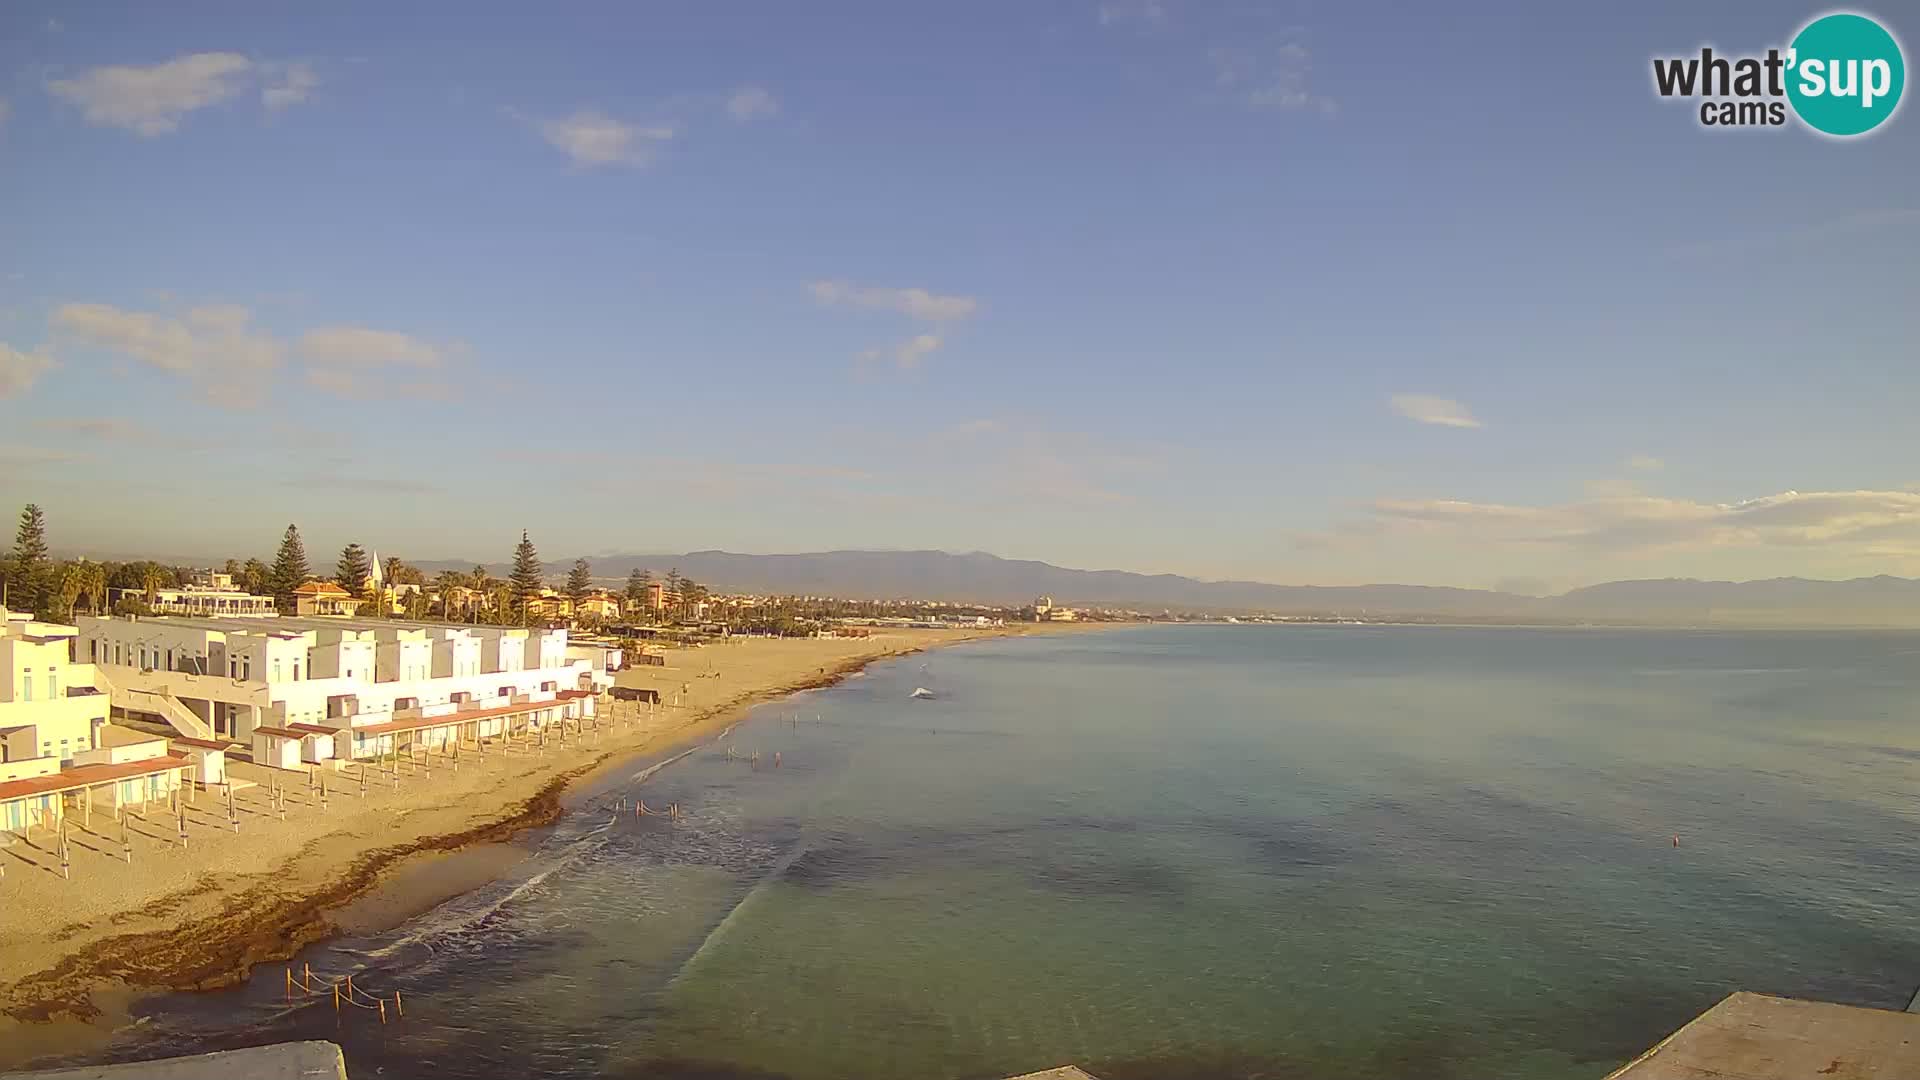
73,626,1920,1079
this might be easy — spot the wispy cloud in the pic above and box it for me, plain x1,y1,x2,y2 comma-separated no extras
261,62,319,111
1627,454,1664,472
299,326,447,368
809,280,979,321
1365,489,1920,556
727,85,780,121
812,280,978,371
1390,394,1482,429
50,302,281,408
0,343,55,399
46,53,313,135
860,333,941,370
298,325,459,400
525,109,675,168
1210,41,1337,114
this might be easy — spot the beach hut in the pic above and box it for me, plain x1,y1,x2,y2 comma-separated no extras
170,737,229,786
252,726,306,771
612,686,661,705
290,724,339,766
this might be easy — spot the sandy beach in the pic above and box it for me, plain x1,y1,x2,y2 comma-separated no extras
0,625,1081,1061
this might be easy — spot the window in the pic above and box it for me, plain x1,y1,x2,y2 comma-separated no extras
48,671,58,697
22,676,32,702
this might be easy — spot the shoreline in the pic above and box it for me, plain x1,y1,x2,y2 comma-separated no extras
0,624,1094,1062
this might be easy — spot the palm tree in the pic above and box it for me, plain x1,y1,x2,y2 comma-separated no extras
57,563,85,621
141,563,165,607
82,562,108,615
432,570,467,619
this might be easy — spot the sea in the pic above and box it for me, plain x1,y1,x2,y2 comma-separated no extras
58,625,1920,1079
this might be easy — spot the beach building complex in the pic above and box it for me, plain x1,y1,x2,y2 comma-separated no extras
110,571,276,618
2,608,110,765
1,608,190,837
73,615,620,763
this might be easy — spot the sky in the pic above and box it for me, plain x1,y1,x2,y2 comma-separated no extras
1,1,1917,593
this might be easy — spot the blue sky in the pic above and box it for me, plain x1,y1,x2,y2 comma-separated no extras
1,1,1916,591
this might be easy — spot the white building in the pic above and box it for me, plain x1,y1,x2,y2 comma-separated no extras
0,608,110,765
113,573,276,618
75,614,614,761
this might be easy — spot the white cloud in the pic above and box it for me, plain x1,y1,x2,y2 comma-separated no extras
1099,0,1166,27
298,326,445,368
1211,42,1337,114
1390,394,1482,429
48,52,254,135
50,301,281,408
531,109,674,168
860,333,941,370
0,343,55,399
1627,454,1665,472
809,280,979,321
1366,489,1920,556
262,62,319,111
727,85,779,121
298,326,456,401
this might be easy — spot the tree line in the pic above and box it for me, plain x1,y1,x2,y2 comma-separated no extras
3,503,739,630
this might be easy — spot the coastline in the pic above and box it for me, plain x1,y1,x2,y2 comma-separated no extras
0,623,1096,1063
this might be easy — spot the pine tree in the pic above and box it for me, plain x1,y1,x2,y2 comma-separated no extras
625,567,648,605
509,531,543,625
6,504,51,616
567,558,594,605
335,543,372,593
269,524,311,613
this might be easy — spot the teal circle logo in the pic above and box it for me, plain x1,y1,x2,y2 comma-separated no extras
1786,12,1905,136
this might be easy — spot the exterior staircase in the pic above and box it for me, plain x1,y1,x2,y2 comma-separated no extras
91,666,215,740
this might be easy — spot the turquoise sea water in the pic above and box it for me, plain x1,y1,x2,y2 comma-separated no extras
72,626,1920,1078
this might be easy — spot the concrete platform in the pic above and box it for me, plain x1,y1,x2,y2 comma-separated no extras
1004,1069,1100,1080
0,1041,346,1080
1606,991,1920,1079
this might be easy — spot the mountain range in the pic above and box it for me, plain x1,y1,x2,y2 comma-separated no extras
414,549,1920,626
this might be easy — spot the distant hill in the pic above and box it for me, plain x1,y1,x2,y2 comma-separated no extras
414,549,1920,624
